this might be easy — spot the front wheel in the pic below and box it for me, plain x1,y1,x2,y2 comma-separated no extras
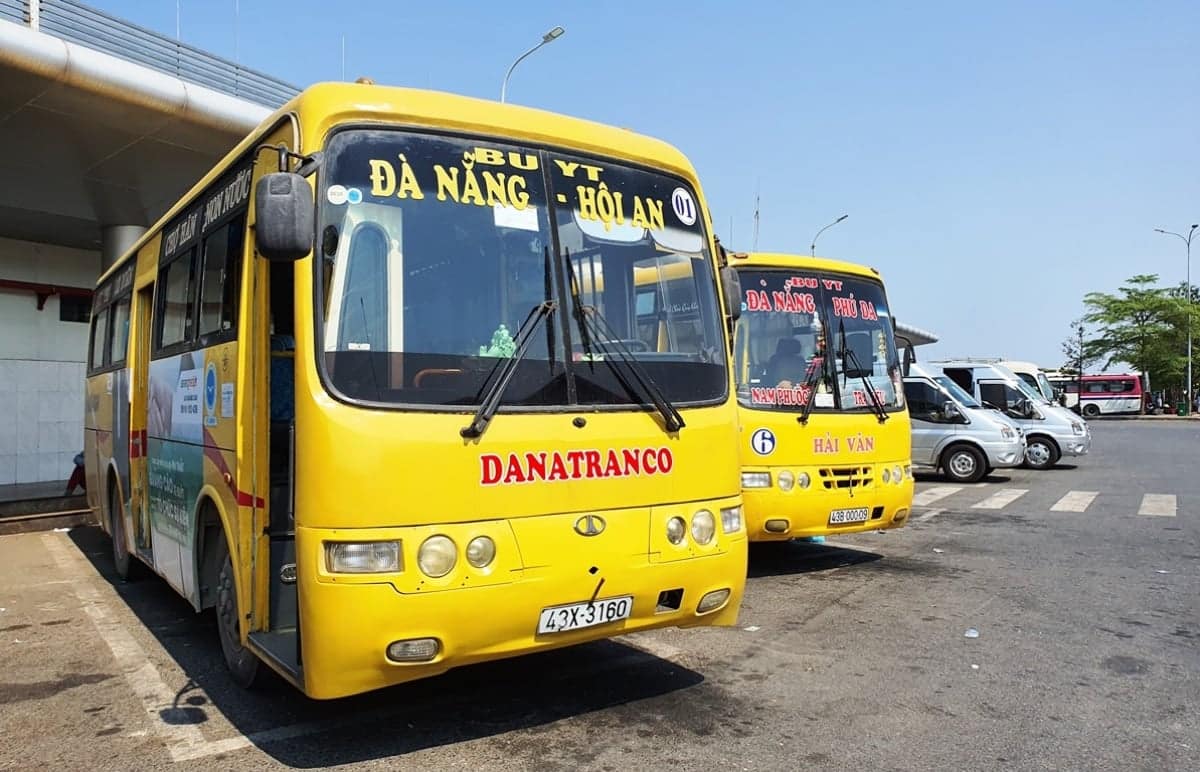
942,445,986,483
215,529,261,689
1024,437,1060,470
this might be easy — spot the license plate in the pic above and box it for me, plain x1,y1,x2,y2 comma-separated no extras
828,507,870,525
537,596,633,635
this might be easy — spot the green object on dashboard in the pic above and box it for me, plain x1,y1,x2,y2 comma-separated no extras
479,324,517,358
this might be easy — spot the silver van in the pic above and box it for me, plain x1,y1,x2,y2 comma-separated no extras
935,361,1090,469
903,363,1026,482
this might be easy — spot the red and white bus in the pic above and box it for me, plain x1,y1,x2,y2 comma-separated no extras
1068,373,1146,417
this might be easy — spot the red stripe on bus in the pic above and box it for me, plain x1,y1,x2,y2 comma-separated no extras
201,430,266,509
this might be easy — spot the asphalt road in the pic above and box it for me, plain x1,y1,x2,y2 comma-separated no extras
0,420,1196,771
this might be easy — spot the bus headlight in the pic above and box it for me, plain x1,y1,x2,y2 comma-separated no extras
797,472,811,489
691,510,716,545
417,535,457,578
741,471,771,489
325,541,400,573
893,466,903,483
882,467,891,484
777,470,794,491
720,505,743,534
465,536,496,568
666,516,687,545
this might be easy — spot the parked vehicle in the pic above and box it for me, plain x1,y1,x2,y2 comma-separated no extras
903,363,1025,482
728,252,913,540
1044,371,1149,416
999,360,1056,403
1076,373,1147,417
933,362,1090,470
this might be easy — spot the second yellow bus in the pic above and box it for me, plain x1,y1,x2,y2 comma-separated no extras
729,252,913,540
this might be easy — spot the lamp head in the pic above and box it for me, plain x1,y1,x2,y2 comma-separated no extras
543,26,565,43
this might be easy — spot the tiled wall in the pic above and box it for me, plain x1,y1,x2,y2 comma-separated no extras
0,359,86,484
0,236,100,485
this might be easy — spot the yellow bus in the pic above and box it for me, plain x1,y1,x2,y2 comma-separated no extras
84,83,748,699
726,253,912,540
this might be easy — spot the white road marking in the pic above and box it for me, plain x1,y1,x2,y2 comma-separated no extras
915,508,945,523
41,533,212,762
971,488,1028,510
1138,494,1177,517
1050,490,1099,512
912,486,962,507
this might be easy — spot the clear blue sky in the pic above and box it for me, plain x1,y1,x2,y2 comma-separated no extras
94,0,1199,368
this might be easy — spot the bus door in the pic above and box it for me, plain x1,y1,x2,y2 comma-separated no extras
129,283,155,561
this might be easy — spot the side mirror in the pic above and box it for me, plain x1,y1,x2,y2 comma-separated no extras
254,172,314,261
942,400,962,422
1019,398,1036,418
721,266,742,322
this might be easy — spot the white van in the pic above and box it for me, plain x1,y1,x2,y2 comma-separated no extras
934,361,1090,470
903,363,1026,482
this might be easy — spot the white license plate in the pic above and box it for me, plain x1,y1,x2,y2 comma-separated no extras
537,596,633,634
828,507,870,525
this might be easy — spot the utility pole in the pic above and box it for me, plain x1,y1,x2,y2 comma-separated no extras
1077,321,1083,414
1154,224,1197,413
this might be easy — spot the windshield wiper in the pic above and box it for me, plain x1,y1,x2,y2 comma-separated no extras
565,250,684,433
460,300,557,439
797,354,827,426
837,320,889,424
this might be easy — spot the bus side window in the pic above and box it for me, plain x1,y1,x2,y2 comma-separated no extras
156,247,199,351
88,306,109,372
109,295,131,365
198,212,246,339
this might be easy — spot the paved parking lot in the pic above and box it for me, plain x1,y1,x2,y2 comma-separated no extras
1,420,1197,771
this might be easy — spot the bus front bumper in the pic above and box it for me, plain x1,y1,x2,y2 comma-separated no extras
739,461,914,541
293,503,747,699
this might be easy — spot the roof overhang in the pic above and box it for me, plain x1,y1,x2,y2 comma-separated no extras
0,20,270,249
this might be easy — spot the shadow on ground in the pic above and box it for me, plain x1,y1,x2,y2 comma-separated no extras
747,541,883,579
67,526,720,768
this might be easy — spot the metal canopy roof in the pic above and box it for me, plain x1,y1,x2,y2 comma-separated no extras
0,6,287,249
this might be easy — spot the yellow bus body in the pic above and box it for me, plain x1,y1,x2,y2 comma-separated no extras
85,83,747,699
730,252,913,541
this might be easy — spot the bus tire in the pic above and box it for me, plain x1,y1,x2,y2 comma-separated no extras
215,529,261,689
108,479,138,581
1023,436,1060,470
941,444,986,483
1081,403,1100,418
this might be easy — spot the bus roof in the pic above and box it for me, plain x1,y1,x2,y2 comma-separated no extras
99,82,702,284
727,252,884,282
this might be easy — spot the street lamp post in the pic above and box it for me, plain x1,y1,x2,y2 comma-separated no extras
1077,321,1084,413
810,214,848,257
1154,223,1198,413
500,26,565,104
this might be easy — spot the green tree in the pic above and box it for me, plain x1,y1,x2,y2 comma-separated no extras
1080,274,1190,397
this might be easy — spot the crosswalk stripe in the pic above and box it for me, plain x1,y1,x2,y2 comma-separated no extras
971,488,1028,510
912,486,962,507
1138,494,1177,517
1050,491,1099,512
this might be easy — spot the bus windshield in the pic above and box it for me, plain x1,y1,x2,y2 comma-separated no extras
734,269,902,413
316,129,726,408
933,375,980,408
